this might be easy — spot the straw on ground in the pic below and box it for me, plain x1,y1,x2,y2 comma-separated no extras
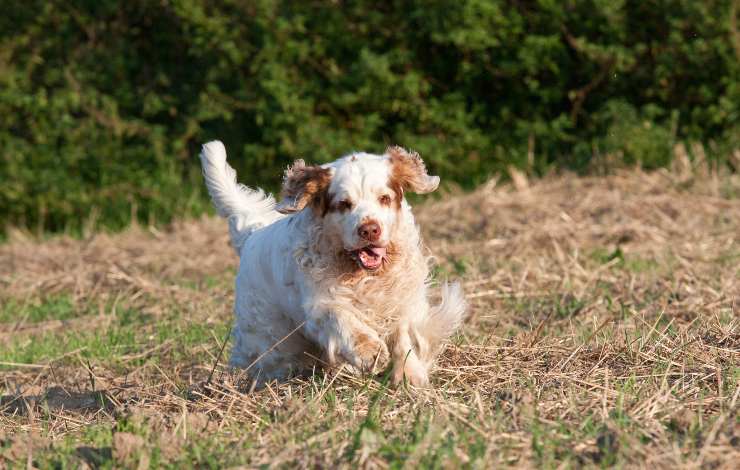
1,167,738,468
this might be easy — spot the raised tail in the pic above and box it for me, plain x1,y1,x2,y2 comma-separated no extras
415,282,467,366
199,141,281,252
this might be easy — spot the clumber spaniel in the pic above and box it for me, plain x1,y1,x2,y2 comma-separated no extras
200,141,465,387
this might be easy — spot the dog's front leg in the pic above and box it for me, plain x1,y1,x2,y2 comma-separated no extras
389,298,433,387
389,321,430,387
304,305,389,373
390,283,466,388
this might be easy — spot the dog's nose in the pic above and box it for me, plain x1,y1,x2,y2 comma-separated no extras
358,222,381,242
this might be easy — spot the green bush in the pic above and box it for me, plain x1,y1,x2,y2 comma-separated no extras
1,0,738,234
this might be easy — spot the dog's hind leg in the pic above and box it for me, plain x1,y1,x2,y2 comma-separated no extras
230,294,320,385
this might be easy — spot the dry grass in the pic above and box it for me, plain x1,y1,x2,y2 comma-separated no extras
1,168,738,468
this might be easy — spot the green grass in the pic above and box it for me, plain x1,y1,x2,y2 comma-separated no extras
1,297,229,370
0,295,83,324
588,247,662,273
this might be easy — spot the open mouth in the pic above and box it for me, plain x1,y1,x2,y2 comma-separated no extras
348,245,387,271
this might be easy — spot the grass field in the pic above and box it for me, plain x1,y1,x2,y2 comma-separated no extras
1,167,738,468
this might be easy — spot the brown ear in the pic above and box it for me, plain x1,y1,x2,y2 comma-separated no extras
388,146,440,195
275,159,333,214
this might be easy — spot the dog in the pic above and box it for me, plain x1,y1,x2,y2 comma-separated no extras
199,141,465,387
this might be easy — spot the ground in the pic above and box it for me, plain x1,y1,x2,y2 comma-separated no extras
1,167,738,468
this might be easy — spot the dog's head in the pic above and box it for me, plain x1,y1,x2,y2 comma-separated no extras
276,146,439,271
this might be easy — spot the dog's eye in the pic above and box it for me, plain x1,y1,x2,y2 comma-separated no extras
336,199,353,211
379,195,392,206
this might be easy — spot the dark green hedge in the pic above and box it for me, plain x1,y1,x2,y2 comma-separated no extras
1,0,738,234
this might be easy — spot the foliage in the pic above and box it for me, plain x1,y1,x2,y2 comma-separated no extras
1,0,738,233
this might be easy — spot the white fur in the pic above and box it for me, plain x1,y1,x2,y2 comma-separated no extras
199,141,466,387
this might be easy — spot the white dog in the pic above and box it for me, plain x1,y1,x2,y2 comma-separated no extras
200,141,465,387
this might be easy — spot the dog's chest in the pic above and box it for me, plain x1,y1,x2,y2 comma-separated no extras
344,268,419,329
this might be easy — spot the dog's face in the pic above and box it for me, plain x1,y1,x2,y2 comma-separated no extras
322,153,401,270
276,147,439,271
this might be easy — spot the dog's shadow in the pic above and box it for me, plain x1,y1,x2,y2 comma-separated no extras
0,385,114,416
186,362,393,398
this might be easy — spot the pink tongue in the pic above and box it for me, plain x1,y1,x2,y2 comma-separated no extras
368,246,387,258
358,246,386,269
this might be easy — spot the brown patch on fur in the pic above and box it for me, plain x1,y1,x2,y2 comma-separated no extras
277,160,333,214
353,332,372,349
325,196,353,215
387,146,439,202
321,192,335,217
351,331,389,370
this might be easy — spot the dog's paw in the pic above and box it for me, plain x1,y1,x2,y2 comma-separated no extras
344,331,389,373
391,363,429,388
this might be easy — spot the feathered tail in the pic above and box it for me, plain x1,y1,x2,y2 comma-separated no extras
199,141,281,252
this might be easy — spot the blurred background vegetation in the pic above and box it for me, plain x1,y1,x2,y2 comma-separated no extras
1,0,738,235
